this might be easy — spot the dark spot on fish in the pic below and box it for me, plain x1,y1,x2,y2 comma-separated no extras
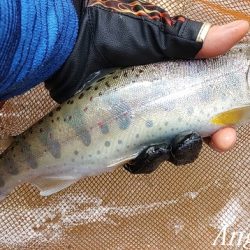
97,77,106,83
118,113,131,129
4,158,19,175
126,145,130,149
86,86,92,91
49,112,53,117
124,72,128,77
80,129,91,146
99,123,109,134
90,96,93,101
110,99,132,130
57,117,60,121
38,120,43,125
78,93,84,99
99,92,103,96
64,106,91,146
68,116,72,121
38,128,61,159
84,107,88,112
51,119,54,123
0,177,4,187
70,100,74,104
136,74,139,77
118,140,123,144
105,82,110,88
139,69,143,73
113,75,118,80
56,106,61,111
40,128,43,133
74,150,79,155
94,86,99,91
105,141,111,147
131,67,135,71
10,147,14,151
67,100,71,104
23,143,39,169
145,120,153,128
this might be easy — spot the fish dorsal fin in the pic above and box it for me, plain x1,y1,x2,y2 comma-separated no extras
210,105,250,126
32,175,80,196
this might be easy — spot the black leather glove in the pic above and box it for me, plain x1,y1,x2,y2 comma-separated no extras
45,0,210,103
124,131,203,174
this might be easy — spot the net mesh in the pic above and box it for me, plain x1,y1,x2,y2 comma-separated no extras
0,0,249,249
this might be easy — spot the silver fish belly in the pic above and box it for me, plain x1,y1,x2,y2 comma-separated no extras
0,44,249,199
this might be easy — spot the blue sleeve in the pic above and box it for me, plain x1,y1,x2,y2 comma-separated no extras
0,0,78,100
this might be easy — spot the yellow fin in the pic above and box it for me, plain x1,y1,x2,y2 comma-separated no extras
211,106,250,126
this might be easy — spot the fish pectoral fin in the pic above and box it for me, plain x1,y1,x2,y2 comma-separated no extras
32,175,80,196
210,105,250,126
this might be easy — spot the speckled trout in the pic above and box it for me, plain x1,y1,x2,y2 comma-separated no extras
0,45,249,200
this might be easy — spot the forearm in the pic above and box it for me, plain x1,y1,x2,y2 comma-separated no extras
0,0,78,100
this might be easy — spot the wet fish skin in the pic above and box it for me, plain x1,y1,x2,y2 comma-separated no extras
0,44,249,200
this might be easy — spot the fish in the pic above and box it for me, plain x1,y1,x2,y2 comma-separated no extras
0,44,249,200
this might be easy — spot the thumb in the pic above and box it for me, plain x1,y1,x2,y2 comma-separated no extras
196,20,249,59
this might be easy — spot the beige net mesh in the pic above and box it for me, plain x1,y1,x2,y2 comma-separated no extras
0,0,249,249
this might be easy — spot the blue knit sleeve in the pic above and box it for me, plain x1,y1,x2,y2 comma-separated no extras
0,0,78,100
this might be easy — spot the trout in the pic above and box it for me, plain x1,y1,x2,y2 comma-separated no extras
0,44,249,200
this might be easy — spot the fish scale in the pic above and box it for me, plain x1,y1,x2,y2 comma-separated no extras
0,44,249,200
